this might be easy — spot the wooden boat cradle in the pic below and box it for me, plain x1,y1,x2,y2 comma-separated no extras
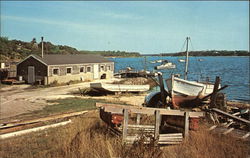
96,102,204,145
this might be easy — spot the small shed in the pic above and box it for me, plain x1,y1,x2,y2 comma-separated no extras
17,54,114,85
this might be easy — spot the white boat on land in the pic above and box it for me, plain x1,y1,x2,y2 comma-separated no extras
90,83,150,93
166,37,220,108
178,59,185,62
166,76,216,108
154,60,176,70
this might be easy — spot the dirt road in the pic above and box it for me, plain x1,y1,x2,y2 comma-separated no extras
0,79,146,120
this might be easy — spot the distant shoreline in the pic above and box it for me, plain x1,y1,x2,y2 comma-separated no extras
107,55,250,58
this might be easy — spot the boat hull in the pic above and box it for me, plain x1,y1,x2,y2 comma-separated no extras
166,76,216,108
90,83,150,93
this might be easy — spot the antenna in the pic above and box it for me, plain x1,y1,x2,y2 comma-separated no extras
41,36,44,58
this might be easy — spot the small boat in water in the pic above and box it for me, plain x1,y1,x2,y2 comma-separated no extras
178,59,185,62
90,83,150,93
150,60,165,63
166,37,220,108
156,59,164,63
154,60,176,70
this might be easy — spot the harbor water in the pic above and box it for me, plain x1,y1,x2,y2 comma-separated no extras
110,56,250,103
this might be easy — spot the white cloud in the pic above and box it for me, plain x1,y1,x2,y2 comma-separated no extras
1,14,146,36
2,15,91,29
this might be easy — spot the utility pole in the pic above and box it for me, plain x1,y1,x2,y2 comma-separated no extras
41,36,44,58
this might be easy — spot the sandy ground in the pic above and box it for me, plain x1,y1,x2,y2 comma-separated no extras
0,79,146,120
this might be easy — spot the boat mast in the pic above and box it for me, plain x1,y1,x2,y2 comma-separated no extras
184,37,189,80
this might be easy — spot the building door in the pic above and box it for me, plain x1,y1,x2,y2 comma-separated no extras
28,66,35,84
93,64,99,79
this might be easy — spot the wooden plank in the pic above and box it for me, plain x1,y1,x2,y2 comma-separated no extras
158,141,181,145
122,109,129,143
154,110,161,142
136,113,141,125
158,74,167,107
210,76,220,107
184,112,189,138
98,102,204,117
0,120,72,139
130,108,155,115
212,108,250,125
224,121,234,128
96,102,129,108
125,136,150,141
159,138,183,142
127,124,155,129
128,128,155,132
208,125,217,131
104,106,123,114
159,137,182,140
223,128,234,135
0,111,88,129
160,133,183,137
241,132,250,139
125,136,182,145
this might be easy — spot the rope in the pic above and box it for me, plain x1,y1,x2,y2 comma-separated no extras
189,38,203,81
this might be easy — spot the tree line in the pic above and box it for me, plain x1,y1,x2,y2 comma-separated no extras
1,37,248,61
145,50,250,56
0,37,141,60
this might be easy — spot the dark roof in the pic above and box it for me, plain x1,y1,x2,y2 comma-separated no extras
32,54,113,65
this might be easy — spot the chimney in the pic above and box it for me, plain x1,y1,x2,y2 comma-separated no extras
41,36,44,58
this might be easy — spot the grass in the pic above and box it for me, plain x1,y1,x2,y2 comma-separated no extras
44,98,97,114
0,111,249,158
3,98,101,122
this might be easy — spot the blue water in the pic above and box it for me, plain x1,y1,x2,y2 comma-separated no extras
110,56,250,102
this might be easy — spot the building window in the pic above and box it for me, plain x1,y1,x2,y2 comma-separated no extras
100,65,105,71
80,67,85,73
66,67,72,74
87,66,91,72
53,68,59,75
107,65,111,71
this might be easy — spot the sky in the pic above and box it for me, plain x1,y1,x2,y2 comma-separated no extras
1,1,249,54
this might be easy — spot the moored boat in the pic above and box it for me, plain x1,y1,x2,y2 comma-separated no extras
178,59,185,62
154,60,176,70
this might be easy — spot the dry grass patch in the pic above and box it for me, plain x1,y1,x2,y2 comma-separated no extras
0,112,249,158
162,127,249,158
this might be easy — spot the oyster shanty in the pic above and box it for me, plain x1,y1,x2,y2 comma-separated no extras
16,54,114,85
